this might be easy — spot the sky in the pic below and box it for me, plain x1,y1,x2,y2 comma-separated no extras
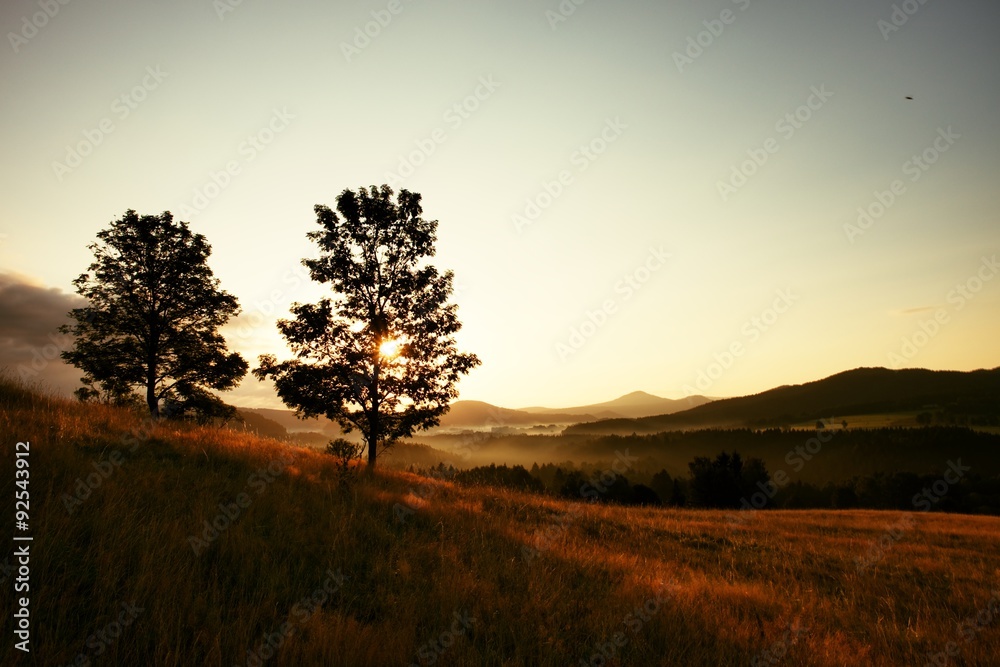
1,0,998,410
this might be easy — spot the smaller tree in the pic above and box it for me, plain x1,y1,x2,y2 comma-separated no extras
61,210,247,419
326,438,365,489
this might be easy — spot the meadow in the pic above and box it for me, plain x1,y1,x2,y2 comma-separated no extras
2,378,999,666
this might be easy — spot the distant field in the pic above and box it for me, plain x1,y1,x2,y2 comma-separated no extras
788,413,1000,435
2,380,999,666
787,413,920,430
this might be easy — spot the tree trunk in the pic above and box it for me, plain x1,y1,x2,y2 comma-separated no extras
146,380,159,420
367,358,380,471
366,434,377,470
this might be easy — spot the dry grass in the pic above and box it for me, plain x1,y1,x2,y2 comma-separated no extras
1,377,998,666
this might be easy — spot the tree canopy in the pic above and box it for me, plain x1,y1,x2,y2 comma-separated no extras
254,185,480,469
61,209,247,420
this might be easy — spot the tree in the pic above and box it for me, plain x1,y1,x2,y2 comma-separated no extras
61,210,248,420
650,469,674,502
254,186,480,470
687,451,770,508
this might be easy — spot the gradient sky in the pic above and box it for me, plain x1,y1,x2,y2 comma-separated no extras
1,0,998,409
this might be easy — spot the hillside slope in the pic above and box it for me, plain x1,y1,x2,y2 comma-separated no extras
565,367,1000,435
2,378,999,666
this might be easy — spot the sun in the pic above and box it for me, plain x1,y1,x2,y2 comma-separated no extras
379,338,401,358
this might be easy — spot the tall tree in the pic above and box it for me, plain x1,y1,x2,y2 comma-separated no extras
61,209,248,419
254,185,480,469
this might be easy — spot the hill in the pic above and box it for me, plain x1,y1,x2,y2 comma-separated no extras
237,391,714,435
235,409,290,440
240,406,341,434
436,400,594,428
3,377,1000,665
520,391,713,420
565,367,1000,435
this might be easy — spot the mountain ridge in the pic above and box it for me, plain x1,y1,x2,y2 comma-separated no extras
563,366,1000,435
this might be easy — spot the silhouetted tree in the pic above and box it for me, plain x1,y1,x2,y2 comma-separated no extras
255,186,479,470
830,485,858,509
61,210,247,420
669,479,687,507
650,469,674,503
631,484,660,506
688,451,770,508
740,457,771,496
559,470,588,499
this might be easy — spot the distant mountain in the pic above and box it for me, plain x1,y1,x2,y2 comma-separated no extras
239,392,716,434
235,409,289,439
437,401,592,428
564,367,1000,435
520,391,713,420
240,407,341,435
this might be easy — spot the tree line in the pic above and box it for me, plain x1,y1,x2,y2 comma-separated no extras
432,451,1000,515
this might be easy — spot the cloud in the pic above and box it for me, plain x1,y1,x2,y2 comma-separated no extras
0,273,85,396
890,305,942,316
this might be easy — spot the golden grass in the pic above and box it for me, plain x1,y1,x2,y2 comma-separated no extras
1,378,998,666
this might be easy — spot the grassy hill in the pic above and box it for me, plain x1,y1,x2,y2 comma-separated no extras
3,377,1000,665
565,367,1000,435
